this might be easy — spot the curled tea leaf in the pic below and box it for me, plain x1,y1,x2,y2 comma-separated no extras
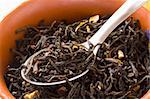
132,85,140,92
105,58,123,64
57,86,68,95
127,72,134,77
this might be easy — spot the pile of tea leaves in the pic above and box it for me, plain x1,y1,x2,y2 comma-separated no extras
5,15,150,99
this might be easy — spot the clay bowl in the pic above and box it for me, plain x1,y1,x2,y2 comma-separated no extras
0,0,150,98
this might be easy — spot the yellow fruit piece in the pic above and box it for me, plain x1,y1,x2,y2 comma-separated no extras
24,90,39,99
89,15,99,23
75,20,88,32
72,45,79,50
86,25,91,33
118,50,124,59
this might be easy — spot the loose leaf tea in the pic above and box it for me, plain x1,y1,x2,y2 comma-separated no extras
5,15,150,99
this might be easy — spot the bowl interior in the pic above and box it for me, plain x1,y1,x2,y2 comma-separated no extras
0,0,150,98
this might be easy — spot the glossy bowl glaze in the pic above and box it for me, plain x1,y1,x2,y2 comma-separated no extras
0,0,150,98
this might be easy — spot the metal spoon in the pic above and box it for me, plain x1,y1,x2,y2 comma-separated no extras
21,0,148,86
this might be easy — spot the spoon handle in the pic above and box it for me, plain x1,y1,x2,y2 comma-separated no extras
89,0,148,46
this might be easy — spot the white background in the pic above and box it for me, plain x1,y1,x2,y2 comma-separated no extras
0,0,27,22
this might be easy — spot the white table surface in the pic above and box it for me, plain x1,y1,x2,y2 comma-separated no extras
0,0,27,22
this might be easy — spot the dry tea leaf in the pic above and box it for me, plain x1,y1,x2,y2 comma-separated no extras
33,62,39,74
133,85,140,92
105,58,123,64
148,42,150,53
128,72,134,77
57,86,68,95
89,15,99,23
97,82,103,91
5,15,149,99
